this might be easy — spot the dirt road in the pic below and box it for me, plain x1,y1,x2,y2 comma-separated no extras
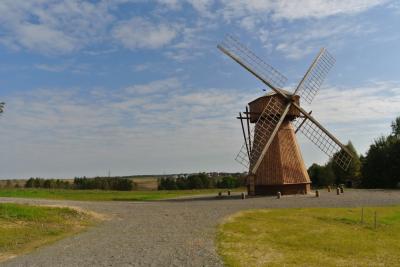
1,189,400,266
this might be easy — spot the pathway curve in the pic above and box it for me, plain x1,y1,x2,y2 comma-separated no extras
1,189,400,266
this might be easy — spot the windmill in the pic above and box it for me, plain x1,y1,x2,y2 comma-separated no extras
218,35,353,195
0,102,4,115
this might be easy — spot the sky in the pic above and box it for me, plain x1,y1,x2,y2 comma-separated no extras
1,0,400,179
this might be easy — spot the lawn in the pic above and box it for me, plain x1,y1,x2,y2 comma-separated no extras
0,188,241,201
217,206,400,267
0,203,95,262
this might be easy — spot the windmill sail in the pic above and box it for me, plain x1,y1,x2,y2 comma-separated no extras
218,35,287,91
292,112,352,170
293,48,335,104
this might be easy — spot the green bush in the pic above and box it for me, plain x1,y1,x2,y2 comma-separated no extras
73,177,133,191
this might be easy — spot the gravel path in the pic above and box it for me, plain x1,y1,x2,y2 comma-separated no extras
1,189,400,267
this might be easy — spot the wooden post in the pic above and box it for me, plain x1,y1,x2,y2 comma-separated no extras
340,186,344,193
218,192,222,197
336,187,340,195
315,190,319,197
247,175,255,196
228,190,231,196
245,106,252,154
361,207,364,224
327,186,331,192
277,191,281,199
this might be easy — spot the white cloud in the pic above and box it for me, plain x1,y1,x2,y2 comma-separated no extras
271,20,376,59
310,81,400,124
112,17,177,50
125,77,181,95
220,0,388,21
0,0,113,54
157,0,181,10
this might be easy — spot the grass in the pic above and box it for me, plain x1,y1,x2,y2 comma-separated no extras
0,188,243,201
0,203,95,262
217,206,400,267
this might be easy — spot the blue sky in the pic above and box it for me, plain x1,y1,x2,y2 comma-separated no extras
1,0,400,178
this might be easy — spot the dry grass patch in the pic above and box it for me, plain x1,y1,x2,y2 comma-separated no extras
217,206,400,267
0,203,97,262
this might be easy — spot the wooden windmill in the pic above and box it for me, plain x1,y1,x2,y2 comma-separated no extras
218,35,353,195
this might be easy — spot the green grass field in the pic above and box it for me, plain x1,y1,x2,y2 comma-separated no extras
0,188,241,201
0,203,94,262
217,206,400,267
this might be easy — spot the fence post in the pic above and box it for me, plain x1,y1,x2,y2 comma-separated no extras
361,207,364,224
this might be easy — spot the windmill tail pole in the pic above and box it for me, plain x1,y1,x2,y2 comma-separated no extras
238,112,250,159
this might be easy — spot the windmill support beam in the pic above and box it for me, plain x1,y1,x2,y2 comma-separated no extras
295,110,312,133
246,106,252,154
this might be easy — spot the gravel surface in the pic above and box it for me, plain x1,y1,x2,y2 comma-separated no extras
1,189,400,267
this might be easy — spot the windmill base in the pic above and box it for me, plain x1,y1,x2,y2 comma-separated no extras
248,121,311,196
250,183,310,196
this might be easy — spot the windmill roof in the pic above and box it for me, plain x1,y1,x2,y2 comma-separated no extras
265,88,293,96
248,88,294,105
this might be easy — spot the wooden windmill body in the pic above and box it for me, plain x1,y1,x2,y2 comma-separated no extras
247,91,310,195
218,35,353,196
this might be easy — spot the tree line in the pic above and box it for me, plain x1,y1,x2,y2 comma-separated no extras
308,116,400,188
158,173,245,190
25,177,133,191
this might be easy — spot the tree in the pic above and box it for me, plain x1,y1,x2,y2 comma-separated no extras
308,162,335,187
361,116,400,188
391,116,400,139
331,141,361,186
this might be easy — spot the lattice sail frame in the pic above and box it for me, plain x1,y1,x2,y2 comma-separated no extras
294,48,335,104
235,97,286,169
218,35,288,89
292,117,352,170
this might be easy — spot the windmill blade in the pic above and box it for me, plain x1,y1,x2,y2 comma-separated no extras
218,35,288,92
292,106,352,170
293,48,335,104
235,142,251,169
235,96,290,172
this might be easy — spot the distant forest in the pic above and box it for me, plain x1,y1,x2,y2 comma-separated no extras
308,116,400,188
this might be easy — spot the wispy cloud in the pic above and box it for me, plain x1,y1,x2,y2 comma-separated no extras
112,17,178,50
220,0,388,21
0,0,113,54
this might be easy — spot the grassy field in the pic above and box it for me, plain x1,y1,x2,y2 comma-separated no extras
217,206,400,267
0,188,242,201
0,203,94,262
